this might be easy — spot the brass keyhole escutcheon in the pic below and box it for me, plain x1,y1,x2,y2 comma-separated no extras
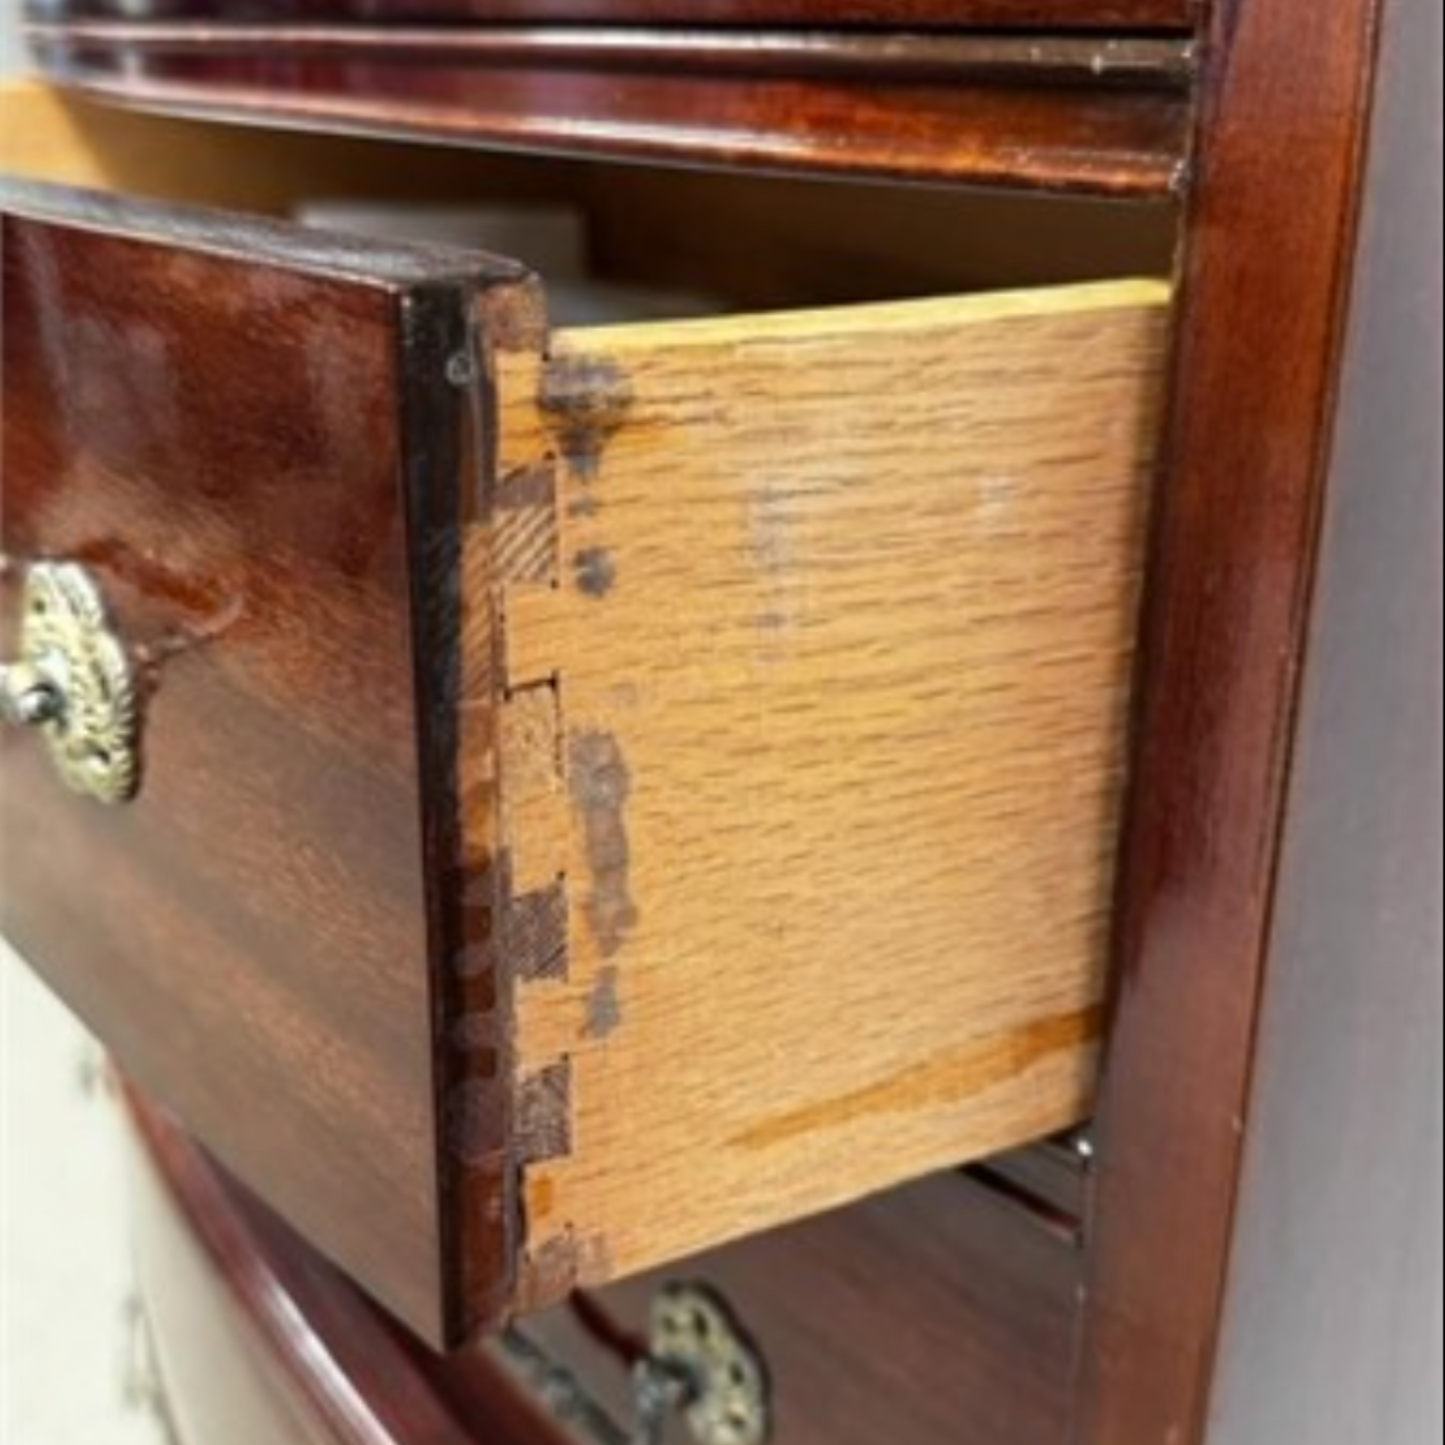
1,562,139,804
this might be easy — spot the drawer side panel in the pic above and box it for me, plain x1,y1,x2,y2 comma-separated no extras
494,281,1170,1300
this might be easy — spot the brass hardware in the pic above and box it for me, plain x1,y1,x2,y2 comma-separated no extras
498,1284,771,1445
1,562,138,803
650,1286,770,1445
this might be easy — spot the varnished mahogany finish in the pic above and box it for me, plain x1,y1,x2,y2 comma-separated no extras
129,1086,1082,1445
1079,0,1389,1439
0,179,540,1346
24,26,1194,195
31,1,1199,31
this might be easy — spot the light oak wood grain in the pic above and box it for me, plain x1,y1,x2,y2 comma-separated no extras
487,281,1171,1298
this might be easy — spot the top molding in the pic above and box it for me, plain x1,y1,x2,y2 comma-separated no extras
28,1,1199,30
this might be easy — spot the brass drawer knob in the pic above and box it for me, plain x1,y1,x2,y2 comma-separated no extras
1,561,139,804
500,1284,771,1445
648,1285,771,1445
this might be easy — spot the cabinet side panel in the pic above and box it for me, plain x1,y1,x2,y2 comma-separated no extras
1209,3,1444,1440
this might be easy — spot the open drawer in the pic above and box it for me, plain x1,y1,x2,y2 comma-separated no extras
1,98,1170,1347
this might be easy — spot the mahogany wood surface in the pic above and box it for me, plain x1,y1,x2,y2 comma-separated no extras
0,177,541,1346
29,1,1199,32
23,25,1195,195
128,1085,1083,1445
1077,0,1390,1440
565,1176,1082,1445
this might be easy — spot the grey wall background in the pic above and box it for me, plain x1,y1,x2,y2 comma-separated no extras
1210,0,1445,1441
1,3,23,74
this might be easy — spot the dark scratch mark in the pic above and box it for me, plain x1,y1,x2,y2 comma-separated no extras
569,731,639,957
574,547,618,598
539,354,633,480
583,967,623,1041
517,1060,574,1165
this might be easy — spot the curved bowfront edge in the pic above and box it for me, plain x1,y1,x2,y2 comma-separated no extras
21,23,1196,197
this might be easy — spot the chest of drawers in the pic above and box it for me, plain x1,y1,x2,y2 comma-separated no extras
4,2,1437,1442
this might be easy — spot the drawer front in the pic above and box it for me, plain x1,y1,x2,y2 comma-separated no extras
1,171,1167,1346
0,177,543,1344
124,1087,544,1445
511,1170,1082,1445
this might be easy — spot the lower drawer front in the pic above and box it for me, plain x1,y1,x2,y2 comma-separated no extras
127,1089,1079,1445
3,113,1168,1346
508,1171,1082,1445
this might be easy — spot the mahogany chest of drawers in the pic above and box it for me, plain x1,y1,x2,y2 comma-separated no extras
3,2,1439,1443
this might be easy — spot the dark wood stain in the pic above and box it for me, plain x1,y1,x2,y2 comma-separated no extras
582,965,623,1040
507,880,571,982
567,730,639,958
572,546,617,598
0,177,532,1350
516,1061,575,1166
538,354,634,479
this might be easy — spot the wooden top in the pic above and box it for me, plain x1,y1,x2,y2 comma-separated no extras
28,1,1199,31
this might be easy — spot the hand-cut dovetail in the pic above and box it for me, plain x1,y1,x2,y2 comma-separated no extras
509,880,570,983
495,463,560,586
516,1060,574,1166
